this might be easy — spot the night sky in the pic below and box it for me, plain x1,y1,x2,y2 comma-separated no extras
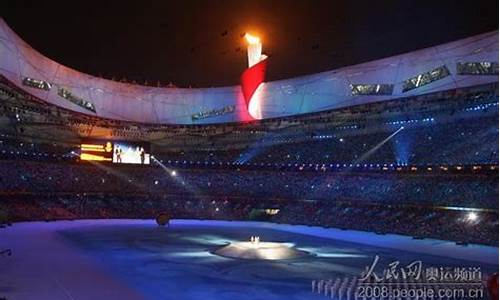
1,0,498,87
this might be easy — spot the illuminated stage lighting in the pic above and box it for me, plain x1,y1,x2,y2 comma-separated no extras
213,237,309,260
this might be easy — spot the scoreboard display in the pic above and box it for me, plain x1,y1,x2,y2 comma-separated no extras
80,140,151,165
80,141,113,162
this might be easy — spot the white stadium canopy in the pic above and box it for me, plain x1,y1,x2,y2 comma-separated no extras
0,18,497,125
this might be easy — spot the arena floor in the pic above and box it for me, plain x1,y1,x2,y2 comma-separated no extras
0,220,497,300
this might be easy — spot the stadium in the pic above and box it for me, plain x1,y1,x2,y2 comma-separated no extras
0,2,498,300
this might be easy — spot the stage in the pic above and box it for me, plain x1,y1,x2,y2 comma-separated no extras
0,219,497,300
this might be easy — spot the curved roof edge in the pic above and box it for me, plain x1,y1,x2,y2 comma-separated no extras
0,18,498,125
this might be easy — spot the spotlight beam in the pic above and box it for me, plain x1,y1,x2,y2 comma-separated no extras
71,152,147,190
151,156,202,197
353,127,405,165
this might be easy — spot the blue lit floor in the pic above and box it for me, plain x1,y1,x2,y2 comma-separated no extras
0,220,497,300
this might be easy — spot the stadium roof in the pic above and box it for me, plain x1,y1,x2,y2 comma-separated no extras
2,1,497,88
0,18,498,124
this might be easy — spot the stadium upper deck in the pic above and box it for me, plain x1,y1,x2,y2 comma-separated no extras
0,18,498,125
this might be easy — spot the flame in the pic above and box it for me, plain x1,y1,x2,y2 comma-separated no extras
245,33,260,45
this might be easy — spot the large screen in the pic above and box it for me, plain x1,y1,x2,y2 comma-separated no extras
112,142,150,165
80,140,150,165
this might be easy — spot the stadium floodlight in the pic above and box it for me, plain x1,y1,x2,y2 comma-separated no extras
467,212,478,222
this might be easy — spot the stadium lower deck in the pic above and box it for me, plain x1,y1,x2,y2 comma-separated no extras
0,220,497,300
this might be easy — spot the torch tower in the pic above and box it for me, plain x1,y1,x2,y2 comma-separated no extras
240,33,268,119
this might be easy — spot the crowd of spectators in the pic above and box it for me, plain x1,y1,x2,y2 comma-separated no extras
0,93,497,168
154,112,498,167
0,159,497,246
0,136,74,162
0,193,496,246
0,83,497,247
245,115,499,166
271,200,497,246
0,161,496,209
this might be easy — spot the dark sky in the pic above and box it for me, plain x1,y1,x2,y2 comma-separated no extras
1,0,498,87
